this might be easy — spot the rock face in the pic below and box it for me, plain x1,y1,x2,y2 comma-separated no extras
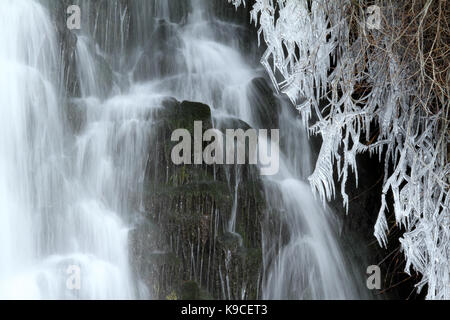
130,98,266,300
133,19,185,82
44,0,80,97
247,77,280,130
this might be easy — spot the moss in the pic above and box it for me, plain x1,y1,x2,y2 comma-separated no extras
219,232,242,251
166,291,178,300
150,180,230,199
133,98,266,299
158,100,212,134
181,281,201,300
149,252,181,268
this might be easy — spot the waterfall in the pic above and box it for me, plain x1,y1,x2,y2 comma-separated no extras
0,0,65,298
160,1,364,299
0,0,367,299
0,0,139,299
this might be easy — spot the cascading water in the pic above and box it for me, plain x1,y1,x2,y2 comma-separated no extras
0,0,367,299
261,106,362,299
152,1,365,299
0,0,143,299
0,0,64,298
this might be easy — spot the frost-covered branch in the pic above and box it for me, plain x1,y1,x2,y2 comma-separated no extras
229,0,449,299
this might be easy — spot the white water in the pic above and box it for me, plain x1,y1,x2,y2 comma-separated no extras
0,0,138,299
0,0,365,299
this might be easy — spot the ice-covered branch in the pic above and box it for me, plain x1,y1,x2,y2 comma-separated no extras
230,0,449,299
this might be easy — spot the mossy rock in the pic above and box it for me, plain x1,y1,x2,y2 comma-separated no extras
181,281,201,300
159,100,212,133
151,180,231,200
219,232,242,251
149,252,181,268
135,97,266,299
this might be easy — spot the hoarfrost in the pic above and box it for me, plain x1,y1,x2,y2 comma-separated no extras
229,0,449,299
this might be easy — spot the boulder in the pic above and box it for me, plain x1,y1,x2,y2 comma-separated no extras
131,98,265,300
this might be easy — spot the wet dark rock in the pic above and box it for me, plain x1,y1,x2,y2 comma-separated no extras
181,281,200,300
131,98,265,300
206,0,256,24
133,19,185,82
66,99,87,133
309,116,420,299
247,77,280,129
74,37,114,99
206,0,262,58
95,53,114,96
44,0,80,97
215,116,252,132
127,0,191,46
